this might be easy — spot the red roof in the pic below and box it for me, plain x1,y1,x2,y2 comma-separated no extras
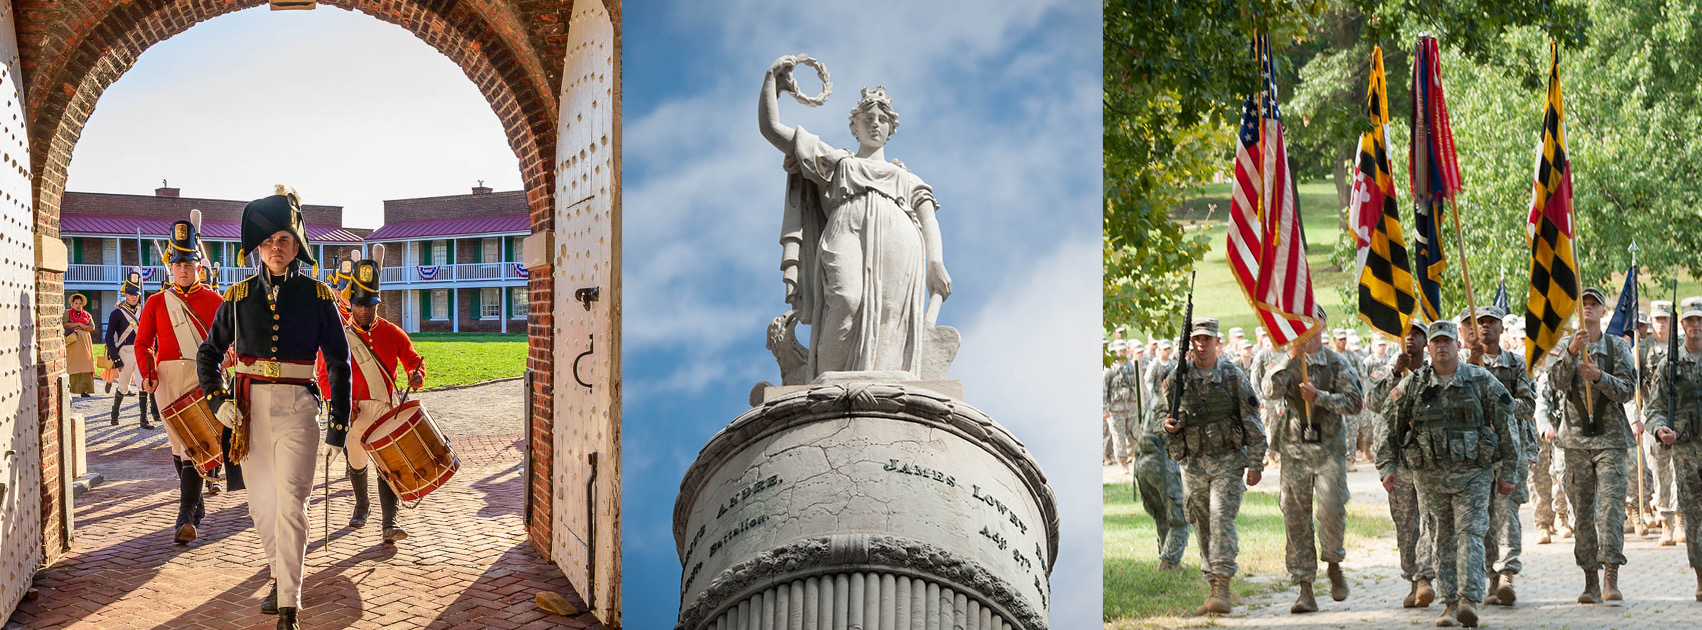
365,214,531,240
62,215,365,243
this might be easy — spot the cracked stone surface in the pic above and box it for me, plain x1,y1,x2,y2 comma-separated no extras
677,401,1050,620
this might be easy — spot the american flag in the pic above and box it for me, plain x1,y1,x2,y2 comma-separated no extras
1249,35,1318,347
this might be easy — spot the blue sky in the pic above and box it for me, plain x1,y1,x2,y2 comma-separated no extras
66,8,521,228
621,1,1102,626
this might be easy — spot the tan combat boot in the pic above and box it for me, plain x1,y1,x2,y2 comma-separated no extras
1199,574,1232,615
1603,563,1623,601
1496,572,1516,606
1158,560,1180,572
1414,577,1436,607
1435,600,1458,627
1455,598,1479,628
1559,521,1575,539
1289,581,1317,614
1327,562,1349,601
1403,580,1421,608
1538,525,1553,545
1662,514,1678,546
1579,569,1602,604
1483,572,1501,606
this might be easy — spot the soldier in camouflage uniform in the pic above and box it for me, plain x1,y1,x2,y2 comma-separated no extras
1459,306,1538,606
1105,342,1142,468
1533,369,1574,543
1161,317,1268,615
1368,322,1437,609
1378,320,1518,628
1134,366,1191,571
1549,287,1640,604
1646,301,1681,545
1264,314,1363,613
1649,297,1702,599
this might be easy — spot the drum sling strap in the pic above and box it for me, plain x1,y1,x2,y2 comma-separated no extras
344,325,398,407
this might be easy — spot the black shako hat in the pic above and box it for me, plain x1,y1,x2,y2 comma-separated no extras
165,210,204,264
121,269,143,296
348,245,385,306
240,186,316,269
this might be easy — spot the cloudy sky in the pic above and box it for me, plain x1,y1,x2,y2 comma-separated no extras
621,1,1102,626
65,7,522,228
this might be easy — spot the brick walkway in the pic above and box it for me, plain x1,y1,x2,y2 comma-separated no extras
1121,462,1702,630
5,395,601,630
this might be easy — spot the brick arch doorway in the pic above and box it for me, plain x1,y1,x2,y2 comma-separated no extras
4,0,621,626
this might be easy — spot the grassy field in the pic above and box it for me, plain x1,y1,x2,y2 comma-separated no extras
411,332,527,388
1102,481,1392,628
82,332,525,389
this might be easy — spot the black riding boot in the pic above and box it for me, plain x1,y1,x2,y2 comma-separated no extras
379,477,407,542
175,459,202,543
110,393,126,426
347,465,370,528
144,392,161,429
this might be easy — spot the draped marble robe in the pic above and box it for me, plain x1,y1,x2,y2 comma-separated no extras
782,126,936,380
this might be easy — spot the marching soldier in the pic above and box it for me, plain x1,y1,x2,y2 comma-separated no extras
198,188,351,630
316,250,425,542
1160,317,1268,615
1379,320,1517,628
1647,300,1681,545
106,272,155,429
1650,297,1702,598
1133,350,1189,572
1549,287,1639,603
138,213,231,544
1368,322,1436,609
1264,313,1363,613
1106,341,1142,472
1459,306,1537,606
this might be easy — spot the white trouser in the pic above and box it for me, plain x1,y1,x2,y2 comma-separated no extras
155,359,203,458
244,383,320,609
114,346,139,394
345,399,392,471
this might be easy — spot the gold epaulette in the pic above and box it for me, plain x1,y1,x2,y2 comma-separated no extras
314,278,335,301
224,277,251,302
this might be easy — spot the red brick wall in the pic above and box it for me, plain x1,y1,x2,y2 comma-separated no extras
15,0,584,563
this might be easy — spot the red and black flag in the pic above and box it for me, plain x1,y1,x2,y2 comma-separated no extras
1524,41,1580,372
1409,36,1462,322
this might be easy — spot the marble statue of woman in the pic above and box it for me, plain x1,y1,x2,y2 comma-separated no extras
759,55,953,383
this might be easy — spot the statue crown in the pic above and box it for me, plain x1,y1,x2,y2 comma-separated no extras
858,86,892,109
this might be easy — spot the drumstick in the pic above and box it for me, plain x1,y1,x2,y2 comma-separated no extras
323,448,332,556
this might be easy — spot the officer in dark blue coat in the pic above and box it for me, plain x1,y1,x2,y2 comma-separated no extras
196,187,350,630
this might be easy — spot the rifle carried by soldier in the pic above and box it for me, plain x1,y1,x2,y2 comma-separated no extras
1167,271,1197,455
1671,278,1681,441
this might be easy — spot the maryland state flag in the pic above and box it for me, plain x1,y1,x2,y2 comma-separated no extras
1352,45,1416,341
1524,41,1580,372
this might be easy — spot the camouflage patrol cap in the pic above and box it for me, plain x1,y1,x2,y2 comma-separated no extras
1460,305,1508,321
1654,300,1675,319
1190,317,1220,338
1333,328,1348,339
1427,319,1460,342
1228,326,1245,336
1407,320,1429,336
1580,286,1608,305
1683,297,1702,320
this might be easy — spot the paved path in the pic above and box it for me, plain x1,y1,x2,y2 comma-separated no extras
6,382,597,630
1109,461,1702,629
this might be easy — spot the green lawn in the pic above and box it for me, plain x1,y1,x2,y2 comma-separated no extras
1103,481,1392,628
412,332,527,389
79,332,525,389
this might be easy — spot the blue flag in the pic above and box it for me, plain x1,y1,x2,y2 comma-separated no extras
1492,276,1510,314
1606,263,1639,338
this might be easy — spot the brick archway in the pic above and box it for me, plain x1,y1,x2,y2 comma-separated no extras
10,0,607,608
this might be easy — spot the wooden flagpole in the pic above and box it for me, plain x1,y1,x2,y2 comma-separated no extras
1449,197,1482,361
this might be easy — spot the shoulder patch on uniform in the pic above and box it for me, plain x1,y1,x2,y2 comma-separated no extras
1500,392,1514,405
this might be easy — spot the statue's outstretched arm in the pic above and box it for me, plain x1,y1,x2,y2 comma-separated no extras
759,56,799,152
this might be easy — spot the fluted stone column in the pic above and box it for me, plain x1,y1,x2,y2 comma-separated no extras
675,382,1058,629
